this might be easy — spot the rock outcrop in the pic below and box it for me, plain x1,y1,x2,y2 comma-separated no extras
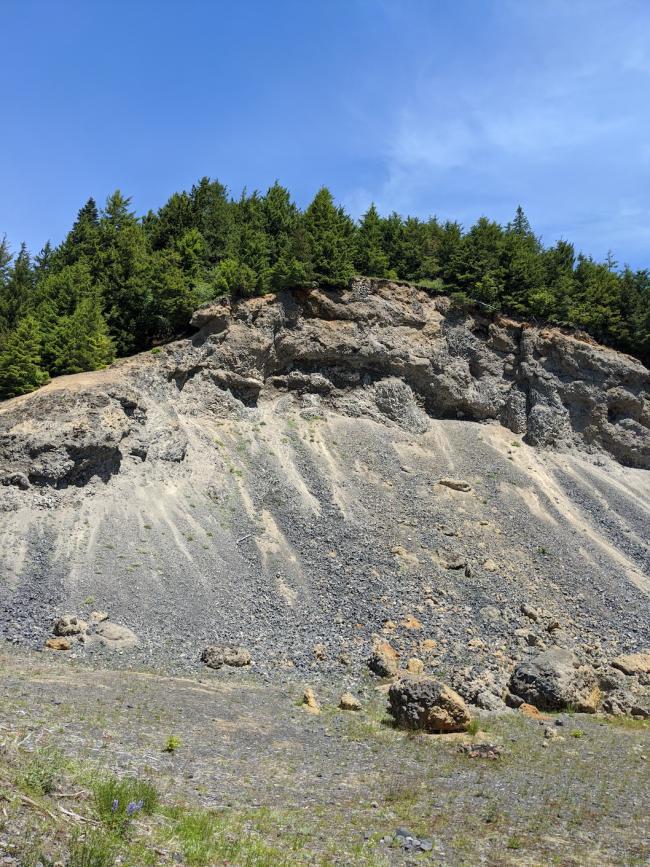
0,279,649,683
388,676,472,732
1,280,649,491
509,648,601,713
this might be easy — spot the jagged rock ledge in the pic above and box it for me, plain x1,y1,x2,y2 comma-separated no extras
1,277,647,492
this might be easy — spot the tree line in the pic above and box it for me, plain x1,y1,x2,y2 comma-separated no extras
1,179,648,399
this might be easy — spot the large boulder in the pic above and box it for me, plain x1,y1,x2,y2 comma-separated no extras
388,676,471,733
509,648,601,713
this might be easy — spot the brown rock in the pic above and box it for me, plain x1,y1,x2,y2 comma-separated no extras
611,651,650,676
406,657,424,675
368,641,399,678
313,643,327,660
89,611,109,624
388,676,471,733
45,637,71,651
52,615,88,637
302,687,321,714
519,703,548,719
339,692,362,711
438,478,472,493
510,647,601,713
201,644,251,669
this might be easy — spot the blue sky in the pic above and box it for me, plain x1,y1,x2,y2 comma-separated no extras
1,0,649,267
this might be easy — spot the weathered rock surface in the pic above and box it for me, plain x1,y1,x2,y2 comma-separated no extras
45,636,71,651
302,687,320,714
611,650,650,676
368,641,400,678
52,615,87,637
510,648,601,713
388,676,471,732
89,622,138,650
2,280,649,488
201,645,252,670
0,279,649,681
339,692,362,711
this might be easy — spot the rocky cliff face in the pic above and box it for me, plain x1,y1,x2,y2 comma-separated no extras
2,278,647,495
0,280,649,696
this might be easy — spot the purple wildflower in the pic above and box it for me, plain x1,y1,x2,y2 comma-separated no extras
126,799,144,816
111,798,119,812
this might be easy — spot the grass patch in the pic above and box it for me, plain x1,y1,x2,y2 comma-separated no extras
14,747,66,796
163,808,296,866
163,734,182,753
67,830,117,867
93,775,159,834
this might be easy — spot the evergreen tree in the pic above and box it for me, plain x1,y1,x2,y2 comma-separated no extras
189,177,236,264
0,316,49,398
34,241,54,278
236,191,271,293
501,208,544,312
449,217,505,305
354,204,389,277
148,247,201,338
49,291,114,375
211,257,257,297
55,198,101,271
0,244,34,331
97,191,152,354
303,188,354,287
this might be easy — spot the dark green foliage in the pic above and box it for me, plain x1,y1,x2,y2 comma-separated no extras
303,187,355,286
354,204,389,277
0,189,647,402
0,316,49,398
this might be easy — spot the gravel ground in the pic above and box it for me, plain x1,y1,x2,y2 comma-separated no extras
1,401,649,695
0,646,648,866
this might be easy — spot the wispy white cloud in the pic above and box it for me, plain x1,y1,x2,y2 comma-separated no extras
343,1,650,265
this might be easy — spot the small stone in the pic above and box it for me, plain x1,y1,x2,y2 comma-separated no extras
368,641,399,678
302,687,321,714
45,637,71,651
90,610,109,624
406,657,424,675
313,643,327,660
438,478,472,493
520,603,539,621
339,692,362,711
